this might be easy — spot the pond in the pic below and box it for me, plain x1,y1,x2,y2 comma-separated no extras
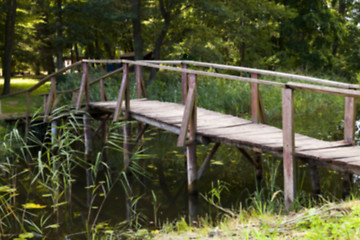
1,112,359,239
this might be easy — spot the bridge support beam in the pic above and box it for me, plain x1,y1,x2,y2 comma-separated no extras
282,87,296,210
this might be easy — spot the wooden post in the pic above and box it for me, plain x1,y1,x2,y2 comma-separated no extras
136,65,143,98
113,64,129,121
51,120,57,144
343,97,355,198
123,123,132,173
197,143,220,179
44,77,56,121
72,91,78,106
342,172,353,199
251,74,260,123
251,73,266,124
182,63,188,104
254,152,263,188
76,62,89,110
83,114,92,162
25,91,31,139
344,97,356,145
187,74,197,195
99,78,107,101
309,164,321,199
282,87,296,210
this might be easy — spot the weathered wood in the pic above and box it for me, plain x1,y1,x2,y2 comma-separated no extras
287,82,360,98
251,74,260,123
135,124,149,144
238,148,263,188
177,74,197,147
72,91,78,106
144,59,360,90
187,143,197,195
44,77,56,121
121,60,285,88
88,99,360,175
0,61,82,100
76,62,89,110
282,87,296,210
342,173,353,199
99,78,107,102
123,122,132,173
182,63,188,104
102,119,109,163
344,97,356,145
25,91,30,139
58,66,124,95
113,64,129,121
83,114,92,162
181,60,360,89
309,164,321,199
197,143,220,179
186,74,198,195
51,120,57,144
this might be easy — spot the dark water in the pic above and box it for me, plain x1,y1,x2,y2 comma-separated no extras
2,115,360,238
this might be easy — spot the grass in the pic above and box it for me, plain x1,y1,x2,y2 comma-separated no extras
0,76,50,116
131,200,360,239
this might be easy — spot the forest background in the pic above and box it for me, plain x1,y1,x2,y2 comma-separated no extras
2,0,360,96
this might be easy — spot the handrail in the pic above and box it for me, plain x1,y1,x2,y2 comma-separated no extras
142,60,360,90
0,61,82,99
121,60,285,88
57,66,125,94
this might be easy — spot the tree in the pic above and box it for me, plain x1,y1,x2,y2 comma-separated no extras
131,0,143,60
2,0,16,95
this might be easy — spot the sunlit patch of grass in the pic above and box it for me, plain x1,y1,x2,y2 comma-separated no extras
0,77,50,115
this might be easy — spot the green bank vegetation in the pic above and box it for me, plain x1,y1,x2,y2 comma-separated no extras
0,77,50,115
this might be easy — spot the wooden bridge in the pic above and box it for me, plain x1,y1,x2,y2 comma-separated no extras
2,59,360,210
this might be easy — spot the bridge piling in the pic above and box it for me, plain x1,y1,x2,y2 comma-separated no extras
282,87,296,210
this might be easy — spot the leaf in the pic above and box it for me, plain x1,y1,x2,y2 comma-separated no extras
0,185,16,192
45,224,60,229
51,201,68,208
211,161,224,165
22,203,46,209
19,232,35,238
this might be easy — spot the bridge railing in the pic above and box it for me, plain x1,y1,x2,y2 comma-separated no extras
2,58,360,209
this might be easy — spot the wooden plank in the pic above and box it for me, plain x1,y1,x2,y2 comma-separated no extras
287,82,360,98
344,97,356,145
177,80,196,147
282,87,296,211
113,64,129,121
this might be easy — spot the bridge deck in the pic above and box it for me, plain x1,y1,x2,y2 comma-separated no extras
89,99,360,174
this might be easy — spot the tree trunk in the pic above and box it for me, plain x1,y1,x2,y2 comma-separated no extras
131,0,143,60
56,0,63,70
2,0,17,95
148,0,171,85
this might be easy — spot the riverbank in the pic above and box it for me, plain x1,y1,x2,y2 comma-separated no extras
140,200,360,239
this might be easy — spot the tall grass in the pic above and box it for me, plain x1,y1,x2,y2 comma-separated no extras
0,106,147,239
